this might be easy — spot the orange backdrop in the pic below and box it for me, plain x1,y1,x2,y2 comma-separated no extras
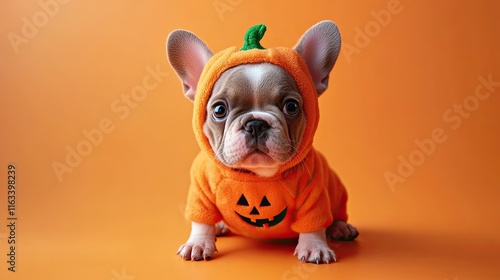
1,0,499,279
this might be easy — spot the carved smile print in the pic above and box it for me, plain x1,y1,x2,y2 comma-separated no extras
235,194,287,228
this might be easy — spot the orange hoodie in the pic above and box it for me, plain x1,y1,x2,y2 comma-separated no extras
185,25,349,238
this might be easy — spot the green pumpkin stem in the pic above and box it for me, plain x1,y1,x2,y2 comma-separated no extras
240,24,267,51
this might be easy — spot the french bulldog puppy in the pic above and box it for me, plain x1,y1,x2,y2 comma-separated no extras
167,20,358,264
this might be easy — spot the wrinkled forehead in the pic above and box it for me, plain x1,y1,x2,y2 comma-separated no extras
209,63,302,107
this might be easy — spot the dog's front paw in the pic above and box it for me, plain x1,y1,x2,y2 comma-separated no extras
177,239,217,261
294,230,336,264
177,222,217,261
327,220,359,241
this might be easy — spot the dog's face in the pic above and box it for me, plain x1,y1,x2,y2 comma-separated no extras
203,63,305,176
167,21,341,177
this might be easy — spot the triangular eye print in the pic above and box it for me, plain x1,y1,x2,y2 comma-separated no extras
260,195,271,207
237,194,249,206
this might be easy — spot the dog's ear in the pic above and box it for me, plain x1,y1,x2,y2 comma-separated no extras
167,30,213,101
293,20,341,96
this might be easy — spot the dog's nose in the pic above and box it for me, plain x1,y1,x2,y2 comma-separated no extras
244,120,269,137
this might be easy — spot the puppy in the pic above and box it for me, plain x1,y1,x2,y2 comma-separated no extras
167,20,358,264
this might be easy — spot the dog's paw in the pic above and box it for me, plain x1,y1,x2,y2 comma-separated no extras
294,231,336,264
177,239,217,261
327,220,359,241
178,222,217,261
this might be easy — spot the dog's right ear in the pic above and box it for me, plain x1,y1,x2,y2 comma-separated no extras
167,30,213,102
293,21,341,96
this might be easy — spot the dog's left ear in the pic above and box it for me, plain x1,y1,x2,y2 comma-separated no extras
167,30,213,102
293,20,341,96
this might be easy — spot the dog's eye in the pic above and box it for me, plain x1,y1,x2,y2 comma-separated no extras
283,99,300,117
212,103,228,120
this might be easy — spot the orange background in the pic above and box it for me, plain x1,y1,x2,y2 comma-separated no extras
1,0,499,279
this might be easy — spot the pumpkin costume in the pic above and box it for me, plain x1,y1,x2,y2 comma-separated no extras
185,24,349,238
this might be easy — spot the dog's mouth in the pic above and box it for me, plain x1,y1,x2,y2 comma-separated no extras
241,149,275,165
214,117,299,177
229,149,282,177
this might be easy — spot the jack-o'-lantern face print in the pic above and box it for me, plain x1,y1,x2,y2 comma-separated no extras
234,194,287,228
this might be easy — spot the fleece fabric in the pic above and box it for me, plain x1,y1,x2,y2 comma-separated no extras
185,25,349,238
